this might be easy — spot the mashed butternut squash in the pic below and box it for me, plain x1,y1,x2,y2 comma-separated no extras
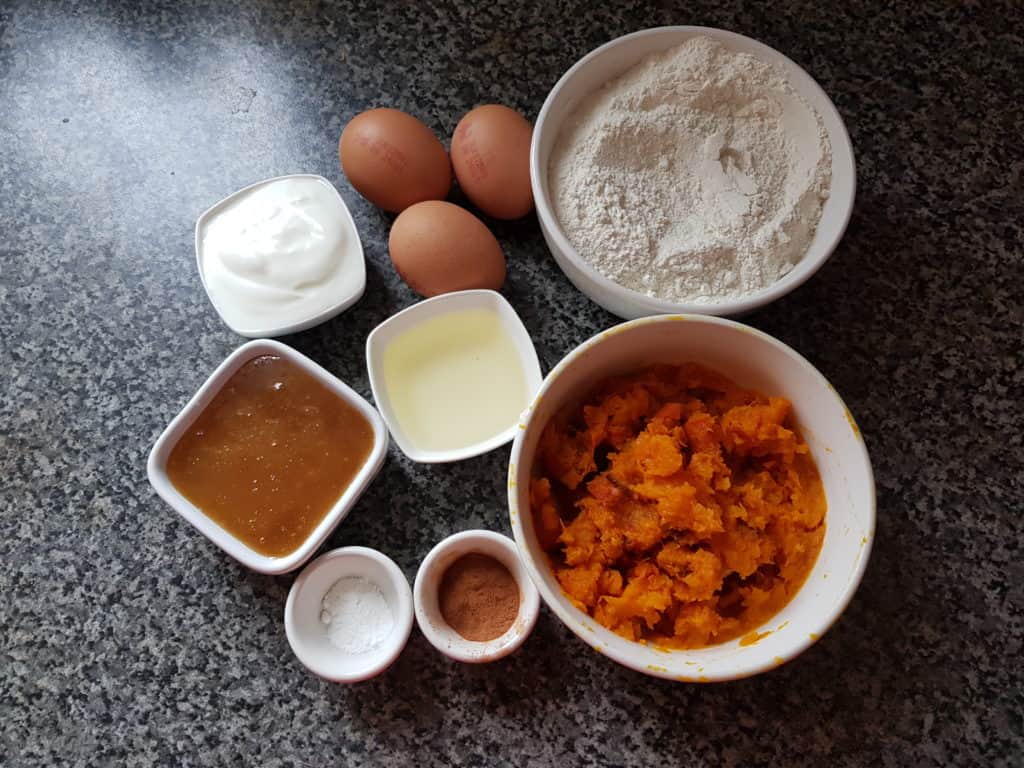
530,364,825,648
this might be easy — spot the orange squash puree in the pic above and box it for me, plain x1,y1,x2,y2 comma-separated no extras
167,355,374,557
529,364,825,649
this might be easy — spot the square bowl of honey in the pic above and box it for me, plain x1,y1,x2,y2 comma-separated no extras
147,339,388,574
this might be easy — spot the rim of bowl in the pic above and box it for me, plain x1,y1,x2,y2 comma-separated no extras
508,314,876,681
413,530,540,663
529,26,857,317
284,546,414,683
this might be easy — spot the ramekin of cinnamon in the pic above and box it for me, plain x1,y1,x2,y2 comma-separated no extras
413,530,540,663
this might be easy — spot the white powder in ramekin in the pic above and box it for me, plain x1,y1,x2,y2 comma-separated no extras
320,576,394,654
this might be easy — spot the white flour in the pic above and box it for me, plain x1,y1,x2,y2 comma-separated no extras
550,36,832,303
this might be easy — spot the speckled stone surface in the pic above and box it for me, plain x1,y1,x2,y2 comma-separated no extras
1,1,1021,765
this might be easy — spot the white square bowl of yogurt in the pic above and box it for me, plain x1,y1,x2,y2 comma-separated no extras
195,174,366,338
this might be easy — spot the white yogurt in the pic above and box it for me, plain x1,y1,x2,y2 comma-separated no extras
197,175,364,336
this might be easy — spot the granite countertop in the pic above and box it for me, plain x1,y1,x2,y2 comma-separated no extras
1,1,1021,765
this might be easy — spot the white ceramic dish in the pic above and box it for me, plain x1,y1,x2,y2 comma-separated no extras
147,339,389,574
530,26,857,319
508,315,875,682
413,530,540,663
365,290,543,463
285,547,414,683
195,173,366,338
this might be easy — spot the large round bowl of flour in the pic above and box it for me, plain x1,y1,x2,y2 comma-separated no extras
531,27,856,319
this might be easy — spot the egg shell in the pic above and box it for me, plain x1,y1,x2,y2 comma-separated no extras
389,201,506,297
339,108,452,213
451,105,534,220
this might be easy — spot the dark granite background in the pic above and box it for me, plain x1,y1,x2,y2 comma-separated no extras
1,0,1021,765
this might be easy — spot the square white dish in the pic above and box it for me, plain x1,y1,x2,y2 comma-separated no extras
195,174,366,338
147,338,388,574
365,290,543,463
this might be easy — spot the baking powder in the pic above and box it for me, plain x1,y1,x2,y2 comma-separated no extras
320,576,394,654
550,36,832,303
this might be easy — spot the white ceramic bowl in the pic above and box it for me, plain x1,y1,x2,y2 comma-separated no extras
196,173,366,338
413,530,540,663
366,290,543,463
508,315,875,682
284,547,414,683
531,26,857,319
147,339,389,574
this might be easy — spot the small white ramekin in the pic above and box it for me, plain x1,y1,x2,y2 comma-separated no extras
531,26,857,319
365,290,543,463
147,339,389,574
195,173,366,338
413,530,540,663
284,547,414,683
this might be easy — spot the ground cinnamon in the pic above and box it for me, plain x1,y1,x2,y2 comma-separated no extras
438,553,520,641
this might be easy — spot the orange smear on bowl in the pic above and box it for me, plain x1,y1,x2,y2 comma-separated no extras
739,629,772,647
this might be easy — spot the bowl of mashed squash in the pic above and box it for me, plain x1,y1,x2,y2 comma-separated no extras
508,315,874,681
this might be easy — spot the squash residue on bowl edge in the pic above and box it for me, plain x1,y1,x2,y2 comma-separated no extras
529,364,825,648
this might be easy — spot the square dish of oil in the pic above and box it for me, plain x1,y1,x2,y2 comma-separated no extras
366,290,543,463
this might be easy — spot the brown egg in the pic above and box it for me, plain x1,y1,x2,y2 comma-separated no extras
450,104,534,220
339,108,452,213
389,201,506,297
